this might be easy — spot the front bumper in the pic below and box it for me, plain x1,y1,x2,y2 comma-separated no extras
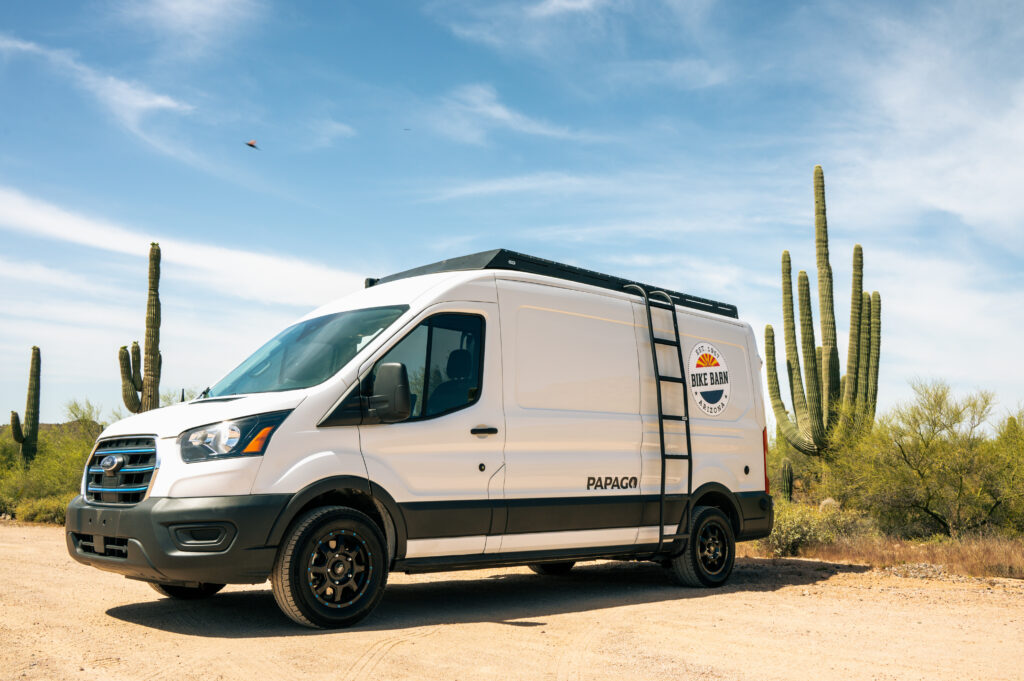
65,494,290,586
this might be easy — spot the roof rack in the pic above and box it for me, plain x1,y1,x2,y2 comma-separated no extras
367,249,739,319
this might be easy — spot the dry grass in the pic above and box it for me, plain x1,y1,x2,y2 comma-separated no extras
740,534,1024,580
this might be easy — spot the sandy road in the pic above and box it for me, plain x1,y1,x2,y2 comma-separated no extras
1,521,1022,681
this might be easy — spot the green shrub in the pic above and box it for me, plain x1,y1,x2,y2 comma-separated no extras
760,500,872,557
15,493,76,524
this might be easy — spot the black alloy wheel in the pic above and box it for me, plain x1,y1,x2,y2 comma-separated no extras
271,506,388,628
667,505,736,587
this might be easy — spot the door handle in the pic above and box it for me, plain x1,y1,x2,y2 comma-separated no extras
471,427,499,435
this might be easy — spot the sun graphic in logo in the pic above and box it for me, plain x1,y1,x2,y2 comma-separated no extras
695,353,720,368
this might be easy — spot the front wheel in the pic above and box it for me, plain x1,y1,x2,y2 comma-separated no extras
271,506,389,629
149,582,225,599
668,505,735,587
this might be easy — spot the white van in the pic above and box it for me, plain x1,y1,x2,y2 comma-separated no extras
66,249,773,628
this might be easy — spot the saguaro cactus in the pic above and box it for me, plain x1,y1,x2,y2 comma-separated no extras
119,243,162,413
780,459,794,502
11,346,41,464
765,166,882,457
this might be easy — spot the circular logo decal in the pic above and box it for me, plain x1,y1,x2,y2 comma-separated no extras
688,342,730,416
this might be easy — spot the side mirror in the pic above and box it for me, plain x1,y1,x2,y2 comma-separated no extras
367,362,411,423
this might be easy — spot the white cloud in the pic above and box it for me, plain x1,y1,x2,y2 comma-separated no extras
527,0,608,18
118,0,263,59
431,83,603,144
812,5,1024,253
308,118,357,149
0,33,197,163
0,185,367,421
606,58,729,90
0,185,363,307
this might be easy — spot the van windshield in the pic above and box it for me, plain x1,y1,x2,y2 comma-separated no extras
207,305,409,397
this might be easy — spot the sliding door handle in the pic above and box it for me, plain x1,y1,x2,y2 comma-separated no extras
471,427,499,436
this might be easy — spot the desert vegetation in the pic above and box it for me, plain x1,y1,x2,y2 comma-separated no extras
759,380,1024,578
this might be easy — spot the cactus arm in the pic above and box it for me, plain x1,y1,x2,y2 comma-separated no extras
765,325,819,456
119,346,142,413
867,291,881,420
855,292,871,415
842,246,863,409
813,165,841,425
141,243,161,412
10,411,23,443
838,245,864,433
781,251,810,431
798,271,827,448
129,341,142,391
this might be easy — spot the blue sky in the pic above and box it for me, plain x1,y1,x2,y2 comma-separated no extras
1,0,1022,423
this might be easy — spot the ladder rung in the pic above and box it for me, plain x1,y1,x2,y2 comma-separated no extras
661,414,687,422
648,300,675,310
653,338,679,346
657,375,684,384
664,454,690,460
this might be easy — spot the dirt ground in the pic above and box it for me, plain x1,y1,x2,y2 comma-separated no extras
2,522,1022,681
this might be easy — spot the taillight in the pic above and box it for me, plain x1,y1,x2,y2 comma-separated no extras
762,427,770,494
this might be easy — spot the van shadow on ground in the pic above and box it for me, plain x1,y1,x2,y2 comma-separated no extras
105,557,868,638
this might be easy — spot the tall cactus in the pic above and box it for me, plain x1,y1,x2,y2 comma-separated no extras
765,166,882,457
10,346,41,464
780,459,794,502
119,243,162,413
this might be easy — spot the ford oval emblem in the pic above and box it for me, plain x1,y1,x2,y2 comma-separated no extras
99,454,124,475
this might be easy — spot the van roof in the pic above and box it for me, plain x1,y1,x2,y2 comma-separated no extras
367,248,739,319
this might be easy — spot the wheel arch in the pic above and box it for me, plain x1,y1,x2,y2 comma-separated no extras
689,482,742,536
265,476,408,563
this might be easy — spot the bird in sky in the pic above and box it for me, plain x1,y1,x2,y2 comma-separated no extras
245,140,259,149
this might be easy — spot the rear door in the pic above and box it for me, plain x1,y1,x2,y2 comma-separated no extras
359,302,506,559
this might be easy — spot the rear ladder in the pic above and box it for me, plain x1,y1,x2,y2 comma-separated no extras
625,285,694,557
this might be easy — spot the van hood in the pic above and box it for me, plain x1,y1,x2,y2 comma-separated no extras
99,391,308,441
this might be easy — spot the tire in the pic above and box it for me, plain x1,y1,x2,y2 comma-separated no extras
149,582,225,599
528,561,575,576
271,506,389,629
668,505,735,588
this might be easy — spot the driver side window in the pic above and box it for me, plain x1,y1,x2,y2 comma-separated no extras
372,313,484,420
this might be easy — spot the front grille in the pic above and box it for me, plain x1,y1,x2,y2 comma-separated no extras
85,436,157,505
73,533,129,559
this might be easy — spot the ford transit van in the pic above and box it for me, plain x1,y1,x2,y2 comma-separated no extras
66,249,773,628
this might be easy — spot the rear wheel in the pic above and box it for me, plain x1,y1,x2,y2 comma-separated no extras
528,561,575,576
668,505,735,587
271,506,388,629
149,582,225,599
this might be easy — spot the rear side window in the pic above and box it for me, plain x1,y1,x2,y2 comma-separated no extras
372,313,484,420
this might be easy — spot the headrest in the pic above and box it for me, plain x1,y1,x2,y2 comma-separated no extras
446,349,471,380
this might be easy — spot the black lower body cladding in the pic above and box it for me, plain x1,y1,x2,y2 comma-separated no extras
736,491,774,541
65,494,290,586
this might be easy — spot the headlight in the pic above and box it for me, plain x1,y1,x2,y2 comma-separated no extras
178,410,291,463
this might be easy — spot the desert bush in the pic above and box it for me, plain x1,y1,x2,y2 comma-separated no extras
760,499,871,557
0,400,102,520
824,382,1024,537
15,493,76,524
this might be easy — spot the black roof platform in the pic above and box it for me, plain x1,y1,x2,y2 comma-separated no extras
368,249,739,319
